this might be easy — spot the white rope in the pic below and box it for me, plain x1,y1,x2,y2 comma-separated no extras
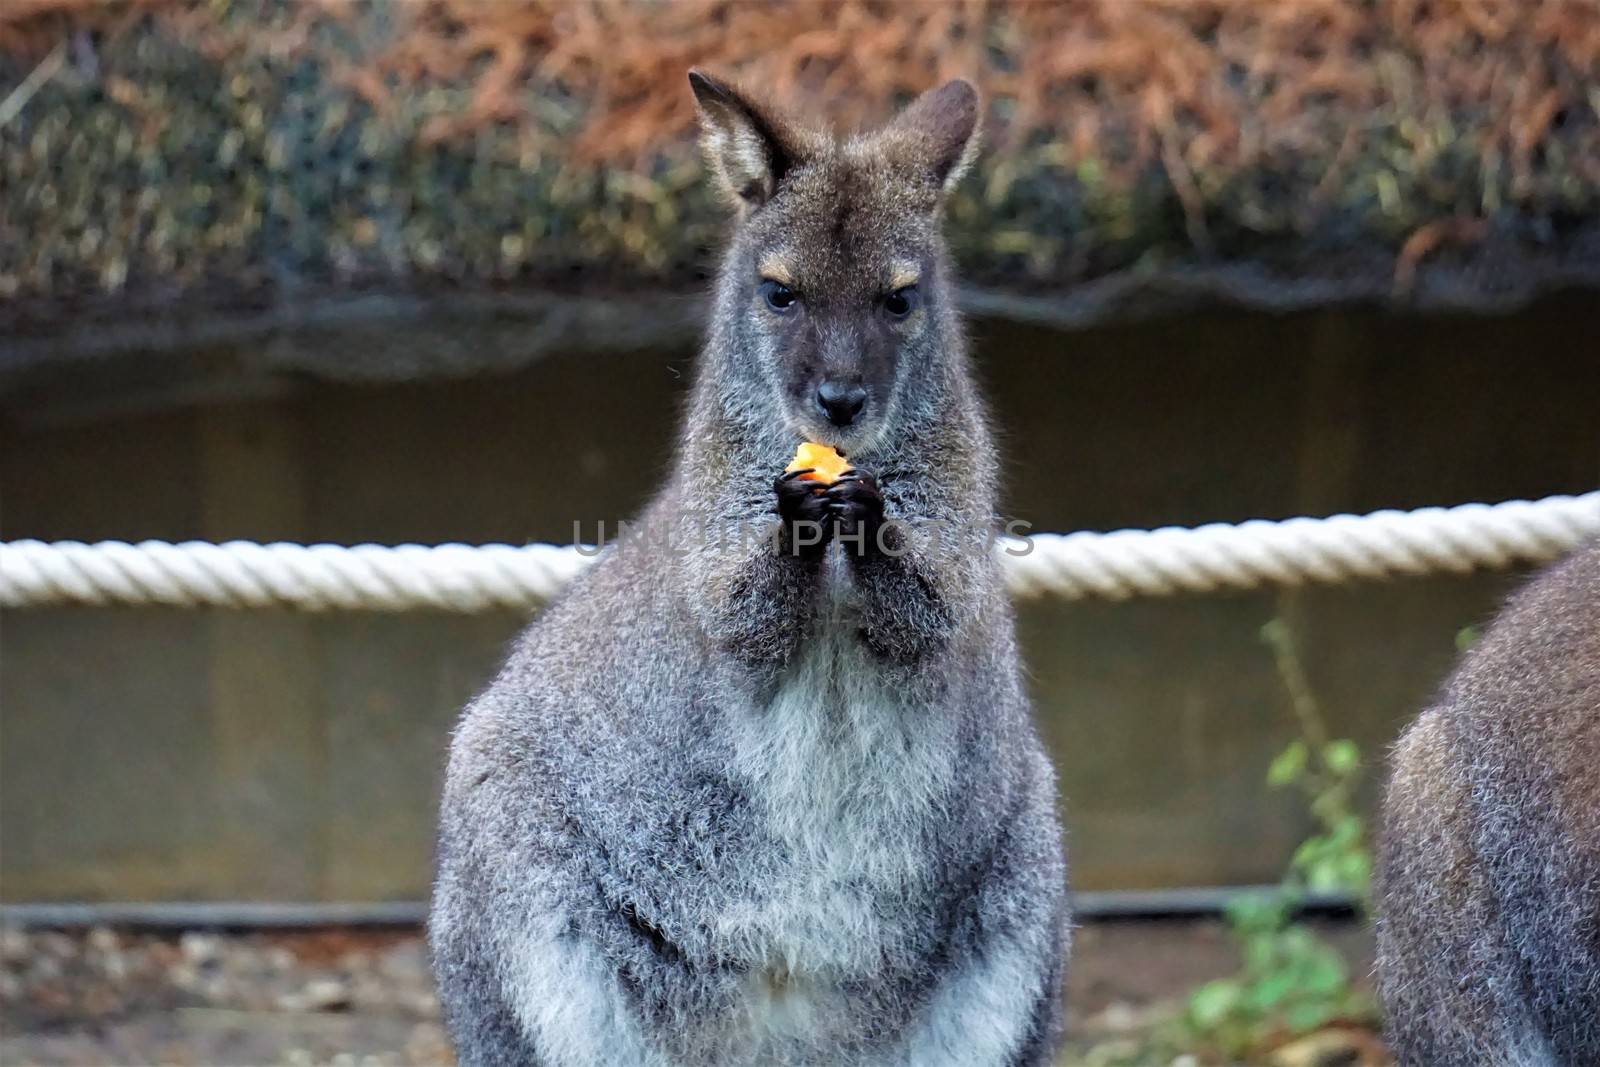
0,540,590,613
1002,492,1599,600
2,492,1595,612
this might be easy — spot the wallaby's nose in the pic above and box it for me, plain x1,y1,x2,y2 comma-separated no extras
816,381,867,427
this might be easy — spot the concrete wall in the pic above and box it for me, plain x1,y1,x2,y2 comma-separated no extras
3,296,1597,900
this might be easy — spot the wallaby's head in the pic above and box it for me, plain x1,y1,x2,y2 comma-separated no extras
690,70,980,454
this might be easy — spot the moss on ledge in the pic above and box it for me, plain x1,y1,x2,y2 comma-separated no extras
3,0,1599,336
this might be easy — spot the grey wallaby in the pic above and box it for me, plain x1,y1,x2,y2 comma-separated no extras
1376,538,1600,1066
429,72,1070,1066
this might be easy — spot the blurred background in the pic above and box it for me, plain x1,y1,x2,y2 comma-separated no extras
2,1,1598,1064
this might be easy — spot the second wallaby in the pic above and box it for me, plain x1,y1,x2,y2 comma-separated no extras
1376,538,1600,1066
429,73,1070,1066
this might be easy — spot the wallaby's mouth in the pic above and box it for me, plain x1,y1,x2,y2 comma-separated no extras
784,379,895,457
789,412,887,460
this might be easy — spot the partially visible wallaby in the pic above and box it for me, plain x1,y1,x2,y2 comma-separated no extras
429,72,1070,1067
1376,539,1600,1066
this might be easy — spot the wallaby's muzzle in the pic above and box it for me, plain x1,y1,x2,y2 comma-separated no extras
816,381,868,427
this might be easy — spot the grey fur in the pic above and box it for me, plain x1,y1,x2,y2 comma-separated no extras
430,73,1070,1067
1375,538,1600,1067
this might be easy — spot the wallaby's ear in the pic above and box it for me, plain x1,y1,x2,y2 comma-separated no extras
875,79,981,195
689,69,810,213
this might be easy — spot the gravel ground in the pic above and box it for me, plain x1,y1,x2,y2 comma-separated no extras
1,927,449,1067
0,920,1382,1066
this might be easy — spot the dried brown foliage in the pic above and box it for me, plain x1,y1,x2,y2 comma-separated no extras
0,0,146,53
378,0,1600,194
6,0,1598,188
4,0,1598,305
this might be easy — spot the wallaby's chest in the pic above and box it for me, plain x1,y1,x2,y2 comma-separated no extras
717,626,956,975
641,626,952,1057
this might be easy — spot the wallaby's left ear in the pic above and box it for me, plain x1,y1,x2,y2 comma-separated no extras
876,79,981,195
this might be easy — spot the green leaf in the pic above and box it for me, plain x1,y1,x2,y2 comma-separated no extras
1268,741,1309,787
1244,970,1297,1011
1301,951,1349,994
1188,979,1243,1029
1339,852,1373,892
1244,935,1279,972
1323,739,1361,775
1306,861,1344,891
1284,999,1338,1033
1260,618,1290,647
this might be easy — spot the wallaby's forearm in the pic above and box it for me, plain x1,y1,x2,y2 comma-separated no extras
846,541,957,662
832,473,983,663
700,536,826,666
670,465,832,668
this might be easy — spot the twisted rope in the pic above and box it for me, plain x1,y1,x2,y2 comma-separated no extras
2,493,1595,612
1003,492,1599,600
0,540,589,613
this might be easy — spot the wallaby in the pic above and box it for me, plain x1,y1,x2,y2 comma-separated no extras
429,72,1070,1067
1375,538,1600,1066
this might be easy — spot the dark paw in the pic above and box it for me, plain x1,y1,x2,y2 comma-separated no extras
773,469,832,557
827,470,886,550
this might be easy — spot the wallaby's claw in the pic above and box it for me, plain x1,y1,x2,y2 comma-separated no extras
829,467,876,486
773,466,835,557
777,468,816,484
825,469,885,546
774,470,827,507
825,470,882,505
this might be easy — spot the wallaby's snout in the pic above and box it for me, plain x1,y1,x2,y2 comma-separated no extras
816,379,867,427
783,315,893,446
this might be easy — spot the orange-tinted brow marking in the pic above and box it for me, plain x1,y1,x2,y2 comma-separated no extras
889,264,920,290
759,253,796,287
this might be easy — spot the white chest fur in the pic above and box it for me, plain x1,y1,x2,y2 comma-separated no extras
723,621,956,972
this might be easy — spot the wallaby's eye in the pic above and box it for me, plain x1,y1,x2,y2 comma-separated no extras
760,280,798,313
883,286,918,318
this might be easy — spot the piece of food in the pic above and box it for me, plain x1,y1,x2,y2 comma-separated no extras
786,442,852,485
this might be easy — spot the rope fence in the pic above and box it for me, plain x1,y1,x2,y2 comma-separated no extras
2,492,1596,613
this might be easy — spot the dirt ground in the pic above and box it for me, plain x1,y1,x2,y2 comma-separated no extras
0,919,1384,1066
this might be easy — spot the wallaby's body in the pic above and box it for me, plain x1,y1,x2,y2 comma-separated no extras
1376,539,1600,1066
430,74,1069,1067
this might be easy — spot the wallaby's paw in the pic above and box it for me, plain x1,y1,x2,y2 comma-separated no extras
774,468,834,556
827,470,886,547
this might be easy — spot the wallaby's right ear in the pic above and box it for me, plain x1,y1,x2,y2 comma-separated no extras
689,70,810,213
874,79,981,196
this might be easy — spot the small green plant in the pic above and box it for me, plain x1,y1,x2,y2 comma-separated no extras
1182,618,1376,1059
1185,894,1359,1052
1259,618,1371,905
